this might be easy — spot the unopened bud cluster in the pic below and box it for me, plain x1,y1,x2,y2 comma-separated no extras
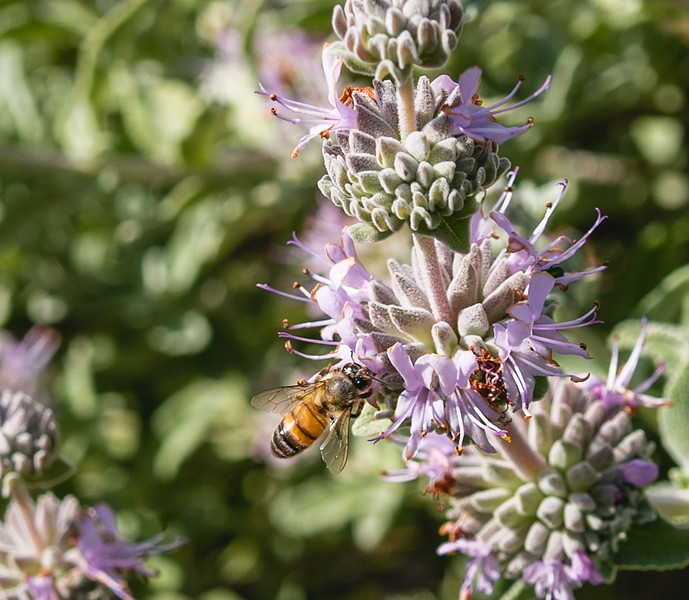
331,0,464,81
442,379,657,580
0,389,59,487
319,77,508,242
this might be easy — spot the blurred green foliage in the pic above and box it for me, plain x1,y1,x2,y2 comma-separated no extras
0,0,688,598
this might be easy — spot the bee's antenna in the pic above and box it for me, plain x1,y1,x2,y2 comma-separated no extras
371,373,386,386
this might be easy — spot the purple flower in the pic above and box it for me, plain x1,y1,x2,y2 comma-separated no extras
432,66,551,145
26,575,60,600
0,483,185,599
0,487,80,598
470,168,520,245
0,326,60,396
487,179,608,287
76,503,186,600
258,229,376,366
437,538,501,595
376,344,450,459
493,272,600,416
375,344,507,459
257,43,359,158
583,317,667,412
382,431,457,485
621,458,659,487
523,552,604,600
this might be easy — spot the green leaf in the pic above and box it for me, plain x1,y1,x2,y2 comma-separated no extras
415,212,472,253
351,402,392,437
116,66,204,163
635,263,689,325
152,376,253,480
497,579,534,600
0,40,44,143
616,516,689,571
347,222,394,243
326,41,376,77
659,359,689,472
647,480,689,524
269,465,404,551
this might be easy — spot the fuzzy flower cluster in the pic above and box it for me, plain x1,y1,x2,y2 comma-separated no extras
0,328,184,599
331,0,465,81
383,324,663,599
258,27,550,246
254,1,668,599
262,174,605,457
0,327,61,492
0,481,185,600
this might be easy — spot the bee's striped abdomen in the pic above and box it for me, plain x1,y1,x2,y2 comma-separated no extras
271,402,329,458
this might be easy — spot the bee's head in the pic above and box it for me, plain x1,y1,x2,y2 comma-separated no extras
342,363,373,390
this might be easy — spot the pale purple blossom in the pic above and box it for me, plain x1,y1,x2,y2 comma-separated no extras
441,349,509,452
77,503,186,600
26,575,60,600
258,229,377,367
621,459,659,487
493,272,599,415
0,488,80,599
488,180,608,287
257,43,358,157
0,486,185,600
583,317,667,411
0,326,60,396
432,66,551,145
523,552,604,600
376,344,450,459
374,344,508,459
470,168,520,245
437,538,501,595
381,432,457,484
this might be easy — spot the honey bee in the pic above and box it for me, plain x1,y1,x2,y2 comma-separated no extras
251,363,374,472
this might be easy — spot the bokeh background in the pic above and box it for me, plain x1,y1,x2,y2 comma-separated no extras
1,0,688,598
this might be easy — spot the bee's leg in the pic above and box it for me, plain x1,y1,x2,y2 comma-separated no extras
316,364,333,379
351,399,365,418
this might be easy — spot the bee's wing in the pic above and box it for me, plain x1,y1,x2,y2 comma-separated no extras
319,409,352,473
251,382,323,415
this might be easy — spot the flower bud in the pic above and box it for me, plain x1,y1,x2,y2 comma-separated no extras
438,378,658,592
0,390,59,488
331,0,464,81
318,78,509,243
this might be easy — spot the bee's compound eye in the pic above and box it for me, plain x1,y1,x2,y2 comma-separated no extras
353,374,372,390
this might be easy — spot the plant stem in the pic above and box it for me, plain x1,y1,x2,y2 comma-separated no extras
496,419,546,482
397,72,417,140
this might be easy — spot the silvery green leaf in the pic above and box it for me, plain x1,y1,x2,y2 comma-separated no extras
616,516,689,571
415,211,471,253
351,402,392,437
660,359,689,472
347,221,393,243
